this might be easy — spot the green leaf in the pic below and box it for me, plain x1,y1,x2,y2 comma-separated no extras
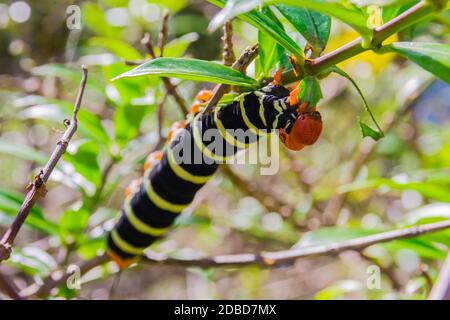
0,189,58,235
16,96,111,146
297,76,323,107
88,37,142,60
63,140,102,187
297,226,447,260
114,104,153,147
331,66,384,141
382,0,417,22
208,0,304,60
277,4,331,55
8,247,57,277
381,42,450,84
360,121,384,141
0,139,47,164
257,7,285,76
209,0,372,39
60,209,90,235
112,57,259,88
340,178,450,203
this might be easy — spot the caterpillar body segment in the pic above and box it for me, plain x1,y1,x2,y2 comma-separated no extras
107,83,318,268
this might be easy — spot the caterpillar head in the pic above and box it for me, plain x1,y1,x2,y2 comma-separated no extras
279,110,323,151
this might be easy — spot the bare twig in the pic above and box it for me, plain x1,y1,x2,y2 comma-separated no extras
220,166,292,215
203,43,259,114
0,269,23,299
222,21,236,67
25,219,450,298
429,251,450,300
0,66,88,263
141,219,450,267
21,254,108,298
141,33,189,116
321,80,433,225
271,0,436,84
158,10,170,58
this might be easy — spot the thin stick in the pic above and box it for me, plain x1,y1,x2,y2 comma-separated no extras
429,252,450,300
141,219,450,267
23,219,450,298
271,0,435,84
203,43,259,114
322,80,433,225
158,10,170,58
141,33,189,116
0,269,23,299
222,21,236,67
0,66,88,263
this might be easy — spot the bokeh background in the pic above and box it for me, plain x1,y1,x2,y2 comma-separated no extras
0,0,449,299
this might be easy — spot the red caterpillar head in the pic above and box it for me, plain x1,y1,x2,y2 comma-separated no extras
279,111,323,151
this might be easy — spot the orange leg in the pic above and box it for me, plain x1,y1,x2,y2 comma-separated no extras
190,101,202,115
195,90,213,103
297,102,310,113
271,67,284,86
107,250,139,270
288,87,300,106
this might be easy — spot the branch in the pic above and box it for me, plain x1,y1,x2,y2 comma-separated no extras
0,269,23,300
141,219,450,267
25,219,450,298
203,43,259,114
141,33,189,116
322,79,434,225
222,21,236,67
220,166,293,215
277,0,435,84
21,254,108,298
158,10,170,58
0,66,88,263
429,251,450,300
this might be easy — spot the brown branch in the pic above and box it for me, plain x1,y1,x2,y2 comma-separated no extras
0,269,23,300
158,10,170,58
220,165,292,215
222,21,236,67
0,66,88,263
203,43,259,114
141,33,189,116
26,219,450,298
429,251,450,300
141,219,450,267
21,254,108,298
321,80,434,225
271,0,436,84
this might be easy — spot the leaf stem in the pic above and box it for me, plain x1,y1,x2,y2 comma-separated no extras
279,0,435,82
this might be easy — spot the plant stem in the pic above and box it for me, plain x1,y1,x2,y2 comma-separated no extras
0,66,88,263
278,0,435,82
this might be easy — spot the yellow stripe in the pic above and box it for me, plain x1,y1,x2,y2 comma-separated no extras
273,100,283,114
254,91,267,127
214,107,249,149
192,114,231,162
124,200,168,236
273,112,281,129
111,229,146,255
239,94,267,137
144,170,189,213
167,148,213,184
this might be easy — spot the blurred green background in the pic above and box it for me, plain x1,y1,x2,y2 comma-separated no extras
0,0,449,299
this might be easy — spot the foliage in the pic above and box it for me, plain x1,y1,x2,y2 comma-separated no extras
0,0,449,300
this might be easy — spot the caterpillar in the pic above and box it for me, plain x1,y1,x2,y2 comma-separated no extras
106,73,323,268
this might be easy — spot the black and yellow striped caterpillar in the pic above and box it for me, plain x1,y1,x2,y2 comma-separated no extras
106,77,323,268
